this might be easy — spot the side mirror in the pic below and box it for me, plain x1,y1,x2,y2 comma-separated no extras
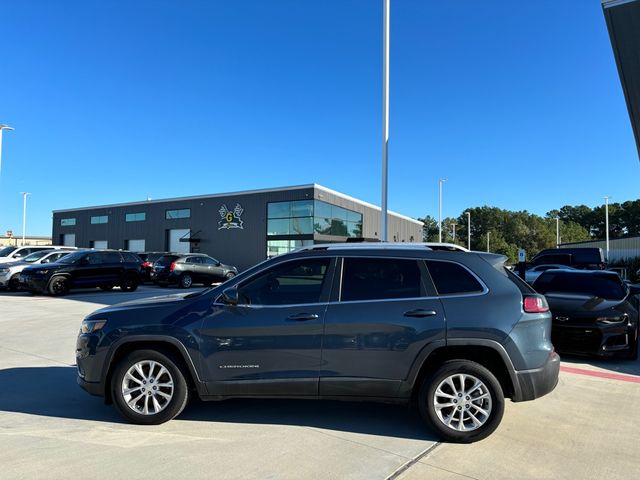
629,285,640,296
216,261,221,266
221,287,239,305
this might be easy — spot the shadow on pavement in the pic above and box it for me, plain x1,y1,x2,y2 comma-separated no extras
0,366,436,441
0,286,207,307
560,353,640,376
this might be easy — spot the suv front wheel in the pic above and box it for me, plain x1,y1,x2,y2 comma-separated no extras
418,360,505,443
111,349,190,425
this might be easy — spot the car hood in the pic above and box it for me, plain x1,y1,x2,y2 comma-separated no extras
93,291,205,314
22,263,65,273
544,293,625,314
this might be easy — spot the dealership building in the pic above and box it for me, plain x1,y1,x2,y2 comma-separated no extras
52,184,423,271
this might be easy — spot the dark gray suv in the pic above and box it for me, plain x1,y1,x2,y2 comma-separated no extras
76,244,559,443
151,253,237,288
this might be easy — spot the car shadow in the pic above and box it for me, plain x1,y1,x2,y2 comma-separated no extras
560,353,640,376
0,366,436,441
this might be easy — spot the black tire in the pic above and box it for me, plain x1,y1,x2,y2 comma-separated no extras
418,360,505,443
224,272,236,281
48,276,69,296
120,274,139,292
179,273,193,289
7,274,20,292
99,285,114,291
111,349,190,425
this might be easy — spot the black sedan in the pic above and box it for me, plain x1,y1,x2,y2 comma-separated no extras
532,270,639,360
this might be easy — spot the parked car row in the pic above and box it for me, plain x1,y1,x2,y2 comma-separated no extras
0,247,237,296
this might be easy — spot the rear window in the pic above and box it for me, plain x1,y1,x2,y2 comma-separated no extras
533,272,626,300
341,257,422,301
426,260,484,295
122,252,142,263
531,254,572,266
504,268,535,294
157,255,180,265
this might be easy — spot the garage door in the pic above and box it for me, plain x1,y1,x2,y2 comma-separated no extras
62,234,75,247
168,229,190,253
92,240,108,249
127,239,145,252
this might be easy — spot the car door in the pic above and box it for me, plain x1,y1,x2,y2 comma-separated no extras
197,256,335,397
70,253,104,287
320,256,446,397
202,256,224,282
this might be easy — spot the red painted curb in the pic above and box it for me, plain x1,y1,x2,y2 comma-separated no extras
560,365,640,384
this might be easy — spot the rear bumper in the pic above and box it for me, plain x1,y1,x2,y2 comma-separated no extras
512,351,560,402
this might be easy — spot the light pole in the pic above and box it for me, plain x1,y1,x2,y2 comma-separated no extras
556,217,560,248
380,0,390,242
0,124,15,178
20,192,31,246
438,178,446,243
465,211,471,250
451,222,456,242
487,231,490,252
604,196,610,261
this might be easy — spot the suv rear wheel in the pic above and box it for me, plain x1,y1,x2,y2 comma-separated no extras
120,274,139,292
418,360,505,443
111,349,189,425
179,273,193,288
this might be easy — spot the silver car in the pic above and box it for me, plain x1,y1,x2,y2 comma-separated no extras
0,249,74,290
525,264,576,284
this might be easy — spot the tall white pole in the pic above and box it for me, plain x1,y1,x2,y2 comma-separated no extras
451,223,456,242
380,0,390,242
556,217,560,248
604,196,610,261
20,192,31,246
438,178,446,243
466,211,471,250
0,125,15,178
487,231,490,252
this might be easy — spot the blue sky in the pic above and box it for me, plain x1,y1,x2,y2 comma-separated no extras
0,0,636,236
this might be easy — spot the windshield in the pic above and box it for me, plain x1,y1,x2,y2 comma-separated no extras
0,246,17,257
23,250,54,262
57,251,86,264
533,272,626,300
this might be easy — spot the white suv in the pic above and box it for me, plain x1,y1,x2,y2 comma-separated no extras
0,245,76,264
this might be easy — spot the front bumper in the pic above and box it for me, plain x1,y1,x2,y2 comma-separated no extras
552,322,638,358
512,350,560,402
19,274,49,292
77,375,103,396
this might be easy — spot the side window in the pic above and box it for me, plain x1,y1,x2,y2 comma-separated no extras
341,257,422,302
203,257,217,265
86,254,102,265
237,258,331,306
122,252,141,263
426,261,484,295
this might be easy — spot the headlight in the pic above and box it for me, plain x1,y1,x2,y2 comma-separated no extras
0,268,9,274
597,315,627,325
80,319,108,334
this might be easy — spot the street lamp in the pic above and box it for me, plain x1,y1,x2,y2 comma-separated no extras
0,124,15,177
438,178,446,243
380,0,390,242
604,196,610,261
20,192,31,246
465,211,471,250
451,222,456,242
487,231,490,253
556,217,560,248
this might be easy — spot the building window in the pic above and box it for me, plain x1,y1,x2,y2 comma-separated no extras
267,239,314,258
166,209,190,219
266,200,363,238
126,212,146,222
60,218,76,226
90,215,108,224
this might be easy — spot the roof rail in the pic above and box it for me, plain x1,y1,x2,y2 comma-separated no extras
295,242,436,252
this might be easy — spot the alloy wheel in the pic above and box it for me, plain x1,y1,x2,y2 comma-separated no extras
432,373,493,432
121,360,175,415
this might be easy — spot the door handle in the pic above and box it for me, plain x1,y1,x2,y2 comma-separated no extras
287,313,319,321
403,309,437,318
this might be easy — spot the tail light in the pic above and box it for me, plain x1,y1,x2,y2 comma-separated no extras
142,261,152,268
523,295,549,313
169,262,177,272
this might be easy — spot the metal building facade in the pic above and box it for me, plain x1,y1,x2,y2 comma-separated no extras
560,236,640,262
52,184,423,271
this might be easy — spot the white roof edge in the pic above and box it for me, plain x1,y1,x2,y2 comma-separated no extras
602,0,637,8
314,184,422,226
52,184,316,213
